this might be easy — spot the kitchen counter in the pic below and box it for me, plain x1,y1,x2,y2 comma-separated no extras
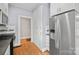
0,35,14,55
0,31,15,35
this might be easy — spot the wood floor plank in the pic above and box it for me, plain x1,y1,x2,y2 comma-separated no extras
13,39,49,55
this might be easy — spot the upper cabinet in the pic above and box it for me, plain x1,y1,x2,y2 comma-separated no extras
0,3,8,24
0,3,8,16
50,3,75,17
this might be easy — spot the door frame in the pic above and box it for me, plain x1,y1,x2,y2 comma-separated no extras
18,16,32,45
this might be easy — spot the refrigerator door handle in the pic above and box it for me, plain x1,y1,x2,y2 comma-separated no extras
55,18,61,49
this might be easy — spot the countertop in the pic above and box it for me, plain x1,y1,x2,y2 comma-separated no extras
0,31,15,35
0,36,14,55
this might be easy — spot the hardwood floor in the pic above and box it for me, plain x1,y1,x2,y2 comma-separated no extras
13,39,49,55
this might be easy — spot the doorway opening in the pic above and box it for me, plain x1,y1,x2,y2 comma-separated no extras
18,16,32,43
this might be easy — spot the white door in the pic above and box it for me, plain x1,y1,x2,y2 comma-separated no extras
20,17,31,39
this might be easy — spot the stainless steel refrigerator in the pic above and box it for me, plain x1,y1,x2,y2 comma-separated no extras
49,9,76,55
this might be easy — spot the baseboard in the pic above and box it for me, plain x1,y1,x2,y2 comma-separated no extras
13,43,21,48
31,40,49,52
13,45,21,48
21,37,31,41
26,38,31,41
41,48,49,52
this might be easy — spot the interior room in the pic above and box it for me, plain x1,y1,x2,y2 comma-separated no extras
0,3,79,55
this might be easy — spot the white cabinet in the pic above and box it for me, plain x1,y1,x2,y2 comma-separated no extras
2,3,8,16
4,45,10,55
50,3,74,17
0,10,2,24
0,9,8,24
0,3,8,16
0,3,8,24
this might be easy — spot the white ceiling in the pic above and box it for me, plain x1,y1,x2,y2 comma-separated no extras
9,3,41,11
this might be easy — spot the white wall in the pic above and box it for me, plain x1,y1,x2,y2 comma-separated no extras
32,5,42,49
32,3,49,51
8,5,32,46
41,4,50,51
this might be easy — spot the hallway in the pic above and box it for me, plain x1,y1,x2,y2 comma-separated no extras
13,39,49,55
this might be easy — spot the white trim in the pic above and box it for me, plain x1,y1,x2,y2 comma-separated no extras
13,43,21,47
30,17,33,42
41,48,49,52
41,5,43,50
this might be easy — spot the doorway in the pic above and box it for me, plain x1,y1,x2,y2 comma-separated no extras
18,16,31,42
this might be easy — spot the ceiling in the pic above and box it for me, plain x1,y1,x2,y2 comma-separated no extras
9,3,41,11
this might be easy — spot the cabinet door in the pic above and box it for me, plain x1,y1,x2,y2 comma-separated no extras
0,3,8,16
0,11,2,24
